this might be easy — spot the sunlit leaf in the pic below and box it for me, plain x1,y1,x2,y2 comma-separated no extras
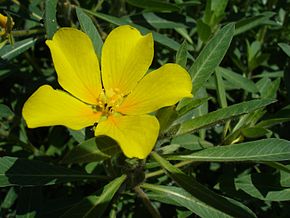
151,152,256,217
177,99,275,135
167,138,290,162
190,23,235,95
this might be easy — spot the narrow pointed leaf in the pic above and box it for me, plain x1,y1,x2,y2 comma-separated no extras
142,183,232,218
217,67,258,93
189,23,235,95
235,173,290,201
76,7,103,58
62,175,126,218
167,139,290,162
0,38,36,61
177,99,275,135
45,0,58,39
151,152,256,218
0,156,106,187
61,136,120,164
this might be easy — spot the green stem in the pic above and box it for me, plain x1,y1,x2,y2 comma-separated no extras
134,186,161,218
145,159,194,179
0,29,44,37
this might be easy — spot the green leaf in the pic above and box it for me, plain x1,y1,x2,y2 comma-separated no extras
76,8,103,59
151,152,256,217
45,0,58,39
241,127,270,138
60,196,98,218
215,68,227,108
196,19,211,42
142,183,233,218
235,173,290,201
235,12,275,35
0,104,14,119
16,187,42,218
143,12,187,29
0,156,106,187
175,40,188,68
126,0,180,12
189,23,235,95
177,99,275,135
0,38,37,61
278,43,290,57
167,138,290,162
61,136,120,164
156,106,178,134
217,67,258,93
1,187,17,209
61,175,126,218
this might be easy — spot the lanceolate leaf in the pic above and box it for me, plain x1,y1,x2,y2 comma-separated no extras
151,152,256,218
142,183,232,218
189,23,235,95
0,38,37,61
126,0,180,12
177,99,275,135
61,136,120,164
167,138,290,162
76,7,103,58
45,0,58,39
0,157,107,187
235,173,290,201
62,175,127,218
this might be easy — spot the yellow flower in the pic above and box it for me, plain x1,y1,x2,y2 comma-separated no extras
0,13,7,29
22,25,192,159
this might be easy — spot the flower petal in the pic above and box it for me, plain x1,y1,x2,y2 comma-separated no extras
117,63,192,115
46,28,102,105
94,115,159,159
101,25,153,95
22,85,101,130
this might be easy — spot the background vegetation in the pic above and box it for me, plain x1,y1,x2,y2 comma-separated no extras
1,0,290,217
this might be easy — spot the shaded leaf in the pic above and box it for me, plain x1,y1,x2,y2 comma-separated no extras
0,156,106,187
61,175,126,218
278,43,290,57
126,0,180,12
61,136,120,164
143,12,187,29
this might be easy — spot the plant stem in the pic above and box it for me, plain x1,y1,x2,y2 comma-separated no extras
0,29,44,37
145,160,194,179
134,186,161,218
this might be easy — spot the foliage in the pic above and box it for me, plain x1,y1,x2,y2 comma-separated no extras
1,0,290,217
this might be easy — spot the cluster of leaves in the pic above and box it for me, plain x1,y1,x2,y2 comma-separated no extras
1,0,290,217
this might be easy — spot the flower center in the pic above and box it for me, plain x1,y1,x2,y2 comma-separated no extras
93,88,124,117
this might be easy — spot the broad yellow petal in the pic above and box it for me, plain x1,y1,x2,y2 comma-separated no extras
22,85,101,130
117,63,192,115
95,115,159,159
101,25,153,95
46,28,102,105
